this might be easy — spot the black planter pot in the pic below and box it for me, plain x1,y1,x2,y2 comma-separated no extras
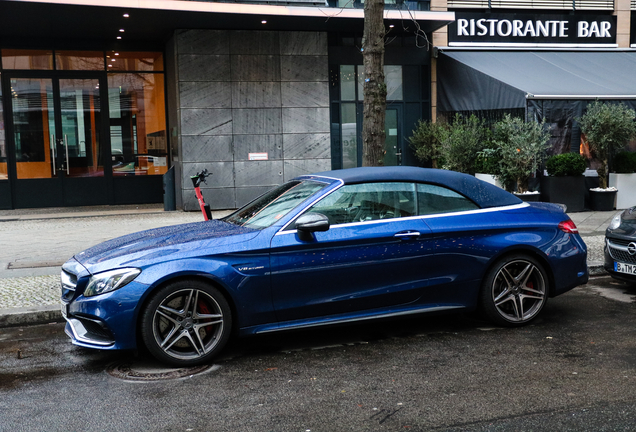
540,176,585,212
589,190,617,211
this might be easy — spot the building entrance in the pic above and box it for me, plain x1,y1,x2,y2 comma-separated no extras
7,74,108,207
0,49,168,210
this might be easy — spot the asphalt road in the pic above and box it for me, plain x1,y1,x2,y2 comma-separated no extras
1,276,636,432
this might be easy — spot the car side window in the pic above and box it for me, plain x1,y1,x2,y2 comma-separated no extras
417,183,479,215
306,182,417,225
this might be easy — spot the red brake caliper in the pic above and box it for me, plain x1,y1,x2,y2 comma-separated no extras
198,300,213,333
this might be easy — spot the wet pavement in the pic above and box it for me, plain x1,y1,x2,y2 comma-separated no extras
1,276,636,431
0,204,619,327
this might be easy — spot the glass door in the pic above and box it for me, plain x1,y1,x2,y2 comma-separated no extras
58,78,104,178
384,108,401,166
9,75,107,207
11,78,56,181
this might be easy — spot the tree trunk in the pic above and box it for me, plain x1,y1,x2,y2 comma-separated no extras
361,0,387,167
598,158,608,189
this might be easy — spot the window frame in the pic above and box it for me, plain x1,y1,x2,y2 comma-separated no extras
280,180,483,233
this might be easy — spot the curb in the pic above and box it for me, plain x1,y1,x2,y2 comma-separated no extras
0,305,62,328
588,262,607,277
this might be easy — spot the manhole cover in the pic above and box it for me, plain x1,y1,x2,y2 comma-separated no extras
106,360,217,381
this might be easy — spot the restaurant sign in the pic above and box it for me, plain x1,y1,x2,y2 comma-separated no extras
448,12,616,47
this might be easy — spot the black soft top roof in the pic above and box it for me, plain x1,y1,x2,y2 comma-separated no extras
301,166,522,209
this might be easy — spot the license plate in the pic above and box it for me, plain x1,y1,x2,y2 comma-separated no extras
61,302,68,319
615,262,636,275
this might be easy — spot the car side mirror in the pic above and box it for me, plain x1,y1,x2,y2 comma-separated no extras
295,213,330,242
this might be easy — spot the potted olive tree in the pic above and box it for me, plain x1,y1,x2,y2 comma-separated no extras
439,114,490,175
475,148,503,188
541,153,587,212
609,150,636,209
578,101,636,211
490,114,551,201
409,114,489,176
408,119,446,169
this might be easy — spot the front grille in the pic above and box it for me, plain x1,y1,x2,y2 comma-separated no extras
60,270,77,301
611,238,632,247
607,239,636,265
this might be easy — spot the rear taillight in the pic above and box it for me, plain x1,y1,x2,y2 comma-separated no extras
558,219,579,234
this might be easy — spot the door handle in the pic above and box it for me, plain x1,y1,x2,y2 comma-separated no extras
394,231,420,240
50,134,56,175
64,134,69,175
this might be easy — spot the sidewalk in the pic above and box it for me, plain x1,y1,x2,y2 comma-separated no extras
0,205,618,327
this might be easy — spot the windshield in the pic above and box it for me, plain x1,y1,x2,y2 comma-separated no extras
223,180,328,229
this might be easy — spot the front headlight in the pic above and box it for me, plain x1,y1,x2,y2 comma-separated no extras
84,268,141,297
609,213,622,230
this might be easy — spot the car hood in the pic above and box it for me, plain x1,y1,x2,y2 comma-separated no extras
73,219,260,274
610,206,636,238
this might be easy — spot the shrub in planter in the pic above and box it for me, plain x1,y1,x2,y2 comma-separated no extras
578,101,636,189
491,114,550,193
542,153,587,212
475,148,503,188
609,150,636,209
545,153,587,177
409,119,446,169
439,114,490,175
613,151,636,174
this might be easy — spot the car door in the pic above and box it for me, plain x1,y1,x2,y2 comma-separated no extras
415,183,503,304
269,182,434,322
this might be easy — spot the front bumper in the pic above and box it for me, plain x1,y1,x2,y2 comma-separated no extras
604,238,636,283
61,279,151,351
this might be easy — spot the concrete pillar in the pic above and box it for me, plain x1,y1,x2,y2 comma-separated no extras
614,0,631,48
430,0,448,123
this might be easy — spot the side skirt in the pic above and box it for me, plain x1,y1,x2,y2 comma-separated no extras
240,305,466,336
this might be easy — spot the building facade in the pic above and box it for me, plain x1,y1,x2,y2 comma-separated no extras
430,0,636,156
0,0,452,210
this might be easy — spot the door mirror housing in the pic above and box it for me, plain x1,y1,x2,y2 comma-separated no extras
295,213,330,241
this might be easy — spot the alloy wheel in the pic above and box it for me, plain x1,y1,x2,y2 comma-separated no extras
490,259,547,323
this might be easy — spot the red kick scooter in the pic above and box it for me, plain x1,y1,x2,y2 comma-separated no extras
191,169,213,221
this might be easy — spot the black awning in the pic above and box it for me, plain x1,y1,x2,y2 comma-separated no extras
437,50,636,113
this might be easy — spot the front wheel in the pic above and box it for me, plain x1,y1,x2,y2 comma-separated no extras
140,279,232,366
479,254,549,326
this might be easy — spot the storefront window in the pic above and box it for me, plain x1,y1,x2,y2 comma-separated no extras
108,73,167,176
11,78,56,179
1,49,53,70
0,73,6,180
55,51,104,71
356,65,403,101
60,78,104,177
107,51,164,72
341,103,357,169
340,65,356,101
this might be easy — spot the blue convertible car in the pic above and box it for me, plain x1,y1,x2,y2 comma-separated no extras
61,167,588,366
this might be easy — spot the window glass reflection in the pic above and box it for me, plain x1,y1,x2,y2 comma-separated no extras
0,74,6,180
108,73,167,176
1,49,53,70
341,103,357,169
60,79,104,177
307,182,416,225
417,184,479,215
11,78,56,179
339,65,356,101
357,65,403,101
56,51,104,71
107,52,164,72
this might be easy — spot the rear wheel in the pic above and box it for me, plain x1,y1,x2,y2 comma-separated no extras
479,254,548,326
140,279,232,366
